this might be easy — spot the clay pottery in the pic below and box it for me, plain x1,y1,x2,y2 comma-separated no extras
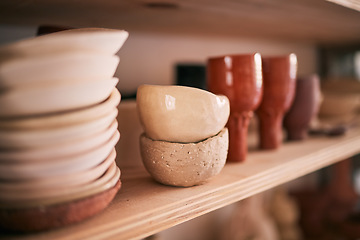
0,161,120,206
256,54,297,149
207,53,263,162
0,149,116,191
284,74,321,140
0,77,118,118
0,109,117,149
0,88,121,130
136,85,229,143
0,53,119,89
140,128,228,187
0,131,119,180
0,174,121,232
0,121,117,162
0,28,129,61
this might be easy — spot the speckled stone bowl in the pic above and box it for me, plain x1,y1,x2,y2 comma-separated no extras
140,128,228,187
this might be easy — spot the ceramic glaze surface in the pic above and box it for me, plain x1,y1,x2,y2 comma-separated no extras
0,53,119,89
207,53,263,112
137,85,230,143
207,53,263,162
284,75,321,140
256,54,298,149
0,28,129,60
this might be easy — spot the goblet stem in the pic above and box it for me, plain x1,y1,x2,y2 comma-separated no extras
258,111,283,149
227,112,252,162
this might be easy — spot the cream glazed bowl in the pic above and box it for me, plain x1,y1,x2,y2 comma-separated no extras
0,53,119,89
137,85,230,143
0,77,118,117
0,28,129,60
140,128,228,187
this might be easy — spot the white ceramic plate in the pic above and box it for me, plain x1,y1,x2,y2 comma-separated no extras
0,28,129,60
0,109,117,149
0,131,119,180
0,88,121,130
0,162,121,208
0,52,119,89
0,120,118,162
0,78,118,117
0,148,116,191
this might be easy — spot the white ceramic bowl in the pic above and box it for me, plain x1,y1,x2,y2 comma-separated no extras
0,109,117,149
0,53,119,89
0,120,118,162
0,28,129,60
0,162,121,208
0,78,118,117
0,88,121,130
0,131,119,180
0,148,116,191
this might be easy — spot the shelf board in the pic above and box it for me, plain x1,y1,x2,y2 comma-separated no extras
1,126,360,240
0,0,360,44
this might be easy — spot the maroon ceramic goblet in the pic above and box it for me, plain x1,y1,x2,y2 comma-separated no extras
207,53,263,162
284,74,321,140
256,54,297,149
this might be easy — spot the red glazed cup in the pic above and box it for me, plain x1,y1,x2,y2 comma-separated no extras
284,74,321,140
256,54,298,149
207,53,263,162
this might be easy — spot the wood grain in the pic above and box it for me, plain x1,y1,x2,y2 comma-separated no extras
1,126,360,240
0,0,360,44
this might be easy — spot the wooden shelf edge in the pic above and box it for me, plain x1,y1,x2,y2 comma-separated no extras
2,127,360,240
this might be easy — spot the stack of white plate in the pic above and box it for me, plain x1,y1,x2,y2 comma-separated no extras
0,28,128,232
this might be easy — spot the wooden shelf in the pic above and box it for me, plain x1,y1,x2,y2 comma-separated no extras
2,126,360,240
0,0,360,44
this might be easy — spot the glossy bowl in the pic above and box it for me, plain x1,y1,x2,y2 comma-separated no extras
0,120,118,162
0,53,119,89
0,78,118,118
0,109,117,149
137,85,230,143
0,28,129,60
0,88,120,130
0,131,119,180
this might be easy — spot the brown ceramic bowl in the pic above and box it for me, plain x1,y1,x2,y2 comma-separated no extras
0,161,120,207
0,179,121,232
140,128,228,187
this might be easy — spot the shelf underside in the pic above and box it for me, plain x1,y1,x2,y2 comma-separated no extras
0,0,360,44
1,126,360,240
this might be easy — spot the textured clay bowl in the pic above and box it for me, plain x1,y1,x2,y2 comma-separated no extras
0,53,119,89
0,109,117,149
0,159,119,203
0,78,118,118
0,120,118,162
0,28,129,60
0,131,119,180
140,128,228,187
0,149,116,191
0,88,120,130
0,179,121,232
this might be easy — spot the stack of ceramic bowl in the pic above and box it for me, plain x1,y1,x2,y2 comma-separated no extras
0,28,128,232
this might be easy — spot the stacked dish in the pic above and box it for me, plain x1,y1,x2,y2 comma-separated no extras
0,28,128,232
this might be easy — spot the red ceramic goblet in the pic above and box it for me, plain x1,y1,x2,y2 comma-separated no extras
207,53,263,162
256,54,298,149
